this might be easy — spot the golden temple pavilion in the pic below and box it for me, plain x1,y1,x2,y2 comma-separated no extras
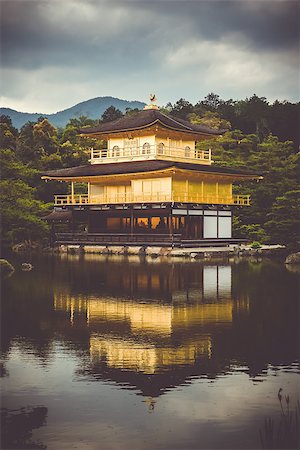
42,98,261,246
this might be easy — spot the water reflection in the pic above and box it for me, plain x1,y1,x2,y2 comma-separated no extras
54,265,234,378
1,256,299,448
30,257,295,398
1,406,47,449
2,258,299,381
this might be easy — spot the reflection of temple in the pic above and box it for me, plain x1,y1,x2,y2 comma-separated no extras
3,257,298,401
89,336,212,374
53,264,243,395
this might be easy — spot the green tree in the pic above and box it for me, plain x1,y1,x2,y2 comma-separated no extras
17,121,37,162
269,100,300,148
61,116,98,145
234,94,270,141
265,190,300,245
189,111,231,130
60,116,99,169
32,118,59,155
0,149,37,182
0,179,49,246
200,93,223,111
124,108,141,117
0,115,18,151
101,106,123,123
169,98,194,120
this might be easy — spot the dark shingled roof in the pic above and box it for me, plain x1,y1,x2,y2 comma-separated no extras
42,160,260,179
43,210,72,221
80,109,226,136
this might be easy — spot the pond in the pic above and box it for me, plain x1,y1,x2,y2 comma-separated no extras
1,254,299,449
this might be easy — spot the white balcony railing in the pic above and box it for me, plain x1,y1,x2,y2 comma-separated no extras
90,145,211,164
54,193,250,206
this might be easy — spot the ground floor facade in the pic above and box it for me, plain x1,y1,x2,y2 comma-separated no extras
47,202,245,247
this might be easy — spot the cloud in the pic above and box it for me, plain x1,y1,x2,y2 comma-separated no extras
161,35,298,97
1,0,299,112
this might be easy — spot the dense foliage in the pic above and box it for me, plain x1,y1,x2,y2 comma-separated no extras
1,93,299,248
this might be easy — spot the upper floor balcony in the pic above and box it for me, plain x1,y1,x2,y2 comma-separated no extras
54,193,250,206
90,144,212,165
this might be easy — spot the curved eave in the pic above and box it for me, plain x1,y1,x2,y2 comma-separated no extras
173,168,263,182
79,119,223,140
41,166,262,183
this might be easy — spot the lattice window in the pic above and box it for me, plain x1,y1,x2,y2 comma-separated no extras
124,139,138,155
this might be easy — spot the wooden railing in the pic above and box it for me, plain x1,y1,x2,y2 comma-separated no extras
55,194,89,205
233,195,251,205
54,193,250,206
90,145,211,164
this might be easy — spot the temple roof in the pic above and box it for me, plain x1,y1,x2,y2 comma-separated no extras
79,109,226,137
42,209,72,221
42,160,261,179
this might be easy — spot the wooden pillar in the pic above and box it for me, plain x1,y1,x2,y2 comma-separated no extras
169,209,174,247
71,181,75,204
186,205,190,238
169,211,173,235
185,179,189,202
87,182,90,203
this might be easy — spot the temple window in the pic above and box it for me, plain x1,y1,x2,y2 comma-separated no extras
185,146,191,157
112,145,120,157
124,139,138,155
158,142,165,154
142,142,151,154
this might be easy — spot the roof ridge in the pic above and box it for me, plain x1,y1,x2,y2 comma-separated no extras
158,111,193,131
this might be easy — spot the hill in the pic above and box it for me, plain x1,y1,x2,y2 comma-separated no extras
0,96,146,129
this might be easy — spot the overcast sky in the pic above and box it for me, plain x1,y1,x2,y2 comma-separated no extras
1,0,299,113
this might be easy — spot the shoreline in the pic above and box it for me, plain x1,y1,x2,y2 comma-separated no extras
49,243,286,259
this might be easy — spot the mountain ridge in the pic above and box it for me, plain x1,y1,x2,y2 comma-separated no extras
0,96,146,129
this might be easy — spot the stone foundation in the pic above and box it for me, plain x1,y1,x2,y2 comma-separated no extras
57,243,285,258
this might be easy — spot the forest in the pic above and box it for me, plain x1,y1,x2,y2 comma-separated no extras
1,93,299,249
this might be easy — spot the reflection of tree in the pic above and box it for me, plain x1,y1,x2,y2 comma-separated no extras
1,269,55,361
0,361,9,378
231,260,299,376
1,406,47,449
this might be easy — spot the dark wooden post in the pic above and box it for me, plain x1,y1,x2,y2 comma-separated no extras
130,208,134,237
169,210,174,247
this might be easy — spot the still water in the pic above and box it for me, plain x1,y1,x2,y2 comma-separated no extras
1,254,299,449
